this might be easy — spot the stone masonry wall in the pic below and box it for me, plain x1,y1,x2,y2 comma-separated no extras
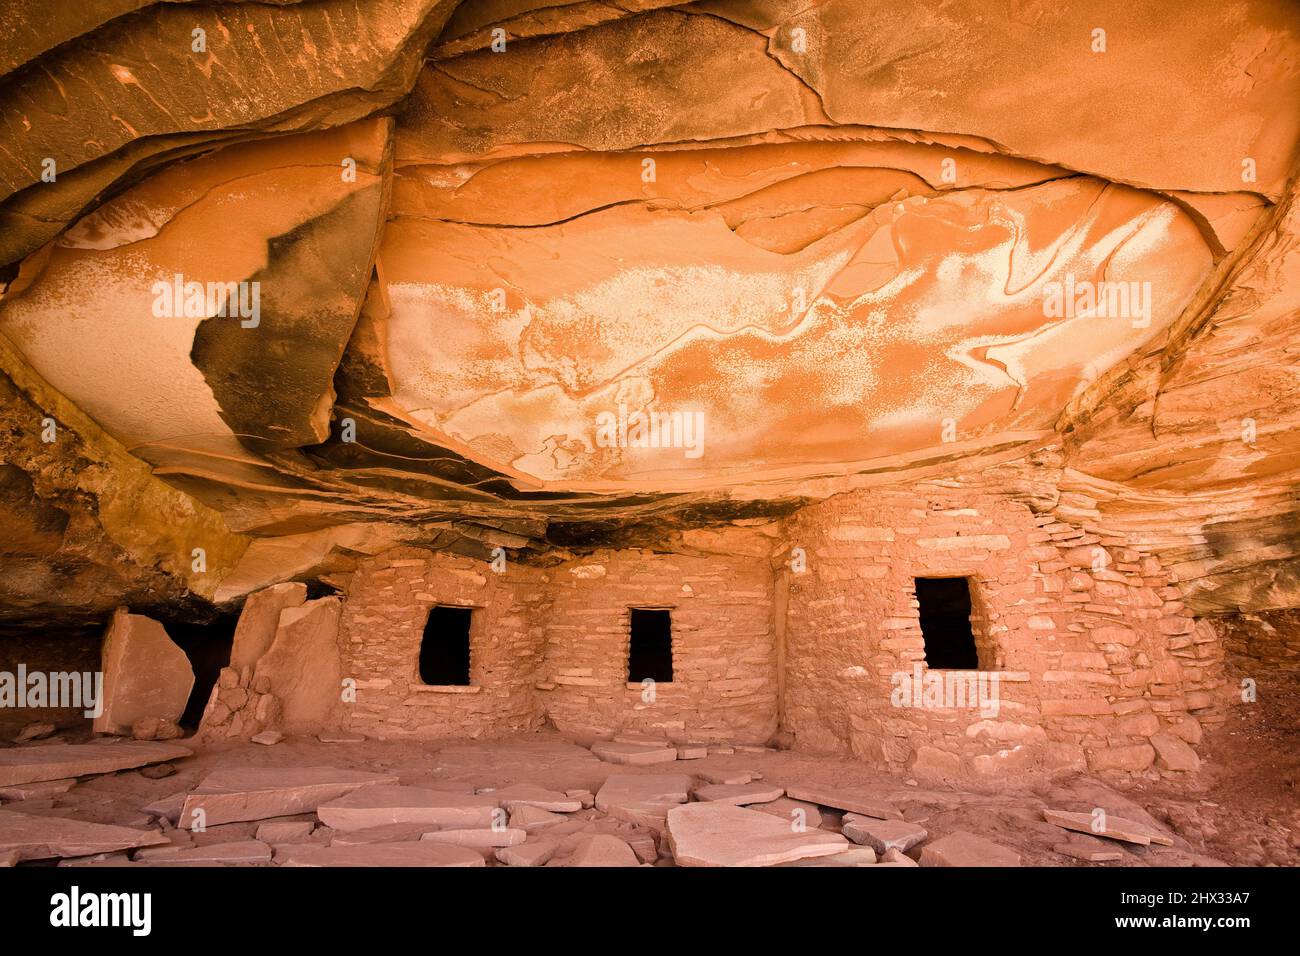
778,485,1225,783
536,548,778,744
335,548,550,739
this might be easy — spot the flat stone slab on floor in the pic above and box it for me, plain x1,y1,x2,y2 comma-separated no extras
564,834,640,867
594,774,691,829
275,842,485,867
784,785,903,820
316,785,500,831
666,802,848,867
842,816,929,853
331,823,442,845
591,741,679,766
612,734,672,747
1055,841,1124,862
0,778,76,800
1043,809,1174,847
496,838,559,867
255,821,315,845
488,783,582,813
750,797,824,829
692,783,784,805
136,840,272,865
778,846,878,867
0,741,193,787
420,827,525,848
697,769,757,785
180,767,398,829
918,831,1021,867
510,805,568,832
0,808,168,861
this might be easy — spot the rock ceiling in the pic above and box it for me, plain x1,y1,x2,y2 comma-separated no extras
0,0,1297,627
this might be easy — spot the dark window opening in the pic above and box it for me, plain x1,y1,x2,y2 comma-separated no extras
628,609,673,683
915,577,979,669
162,612,239,730
419,606,472,686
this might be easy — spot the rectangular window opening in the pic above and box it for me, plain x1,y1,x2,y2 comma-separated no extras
915,577,981,669
419,606,472,686
628,608,673,683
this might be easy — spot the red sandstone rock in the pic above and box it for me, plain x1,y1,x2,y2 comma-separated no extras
692,783,785,805
420,827,526,848
590,741,679,765
0,808,168,861
275,843,485,867
180,768,399,829
0,741,191,788
1043,809,1174,847
666,802,849,867
94,609,194,736
316,785,500,831
918,831,1021,867
842,817,929,854
564,834,641,867
784,786,903,820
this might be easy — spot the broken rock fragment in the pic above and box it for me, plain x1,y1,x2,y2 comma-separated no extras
594,774,691,829
180,767,398,829
0,741,192,788
94,608,194,736
591,741,679,765
1043,809,1174,847
841,816,929,854
784,785,904,820
692,783,785,806
0,808,168,861
565,834,640,867
276,843,485,867
491,783,583,813
316,785,500,831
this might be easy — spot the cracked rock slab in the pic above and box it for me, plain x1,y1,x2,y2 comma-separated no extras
666,802,848,867
0,808,168,861
179,767,399,829
0,741,192,788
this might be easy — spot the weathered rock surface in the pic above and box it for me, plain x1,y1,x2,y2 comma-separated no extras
93,608,194,735
692,783,784,806
316,785,499,831
917,831,1022,867
784,786,903,820
275,842,485,867
252,596,344,733
841,816,929,854
1043,809,1175,847
565,834,640,867
0,808,167,861
591,741,679,765
594,774,691,829
0,740,191,787
666,802,848,867
179,767,399,829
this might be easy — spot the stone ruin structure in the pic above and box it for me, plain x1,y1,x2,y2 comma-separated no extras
0,0,1297,870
